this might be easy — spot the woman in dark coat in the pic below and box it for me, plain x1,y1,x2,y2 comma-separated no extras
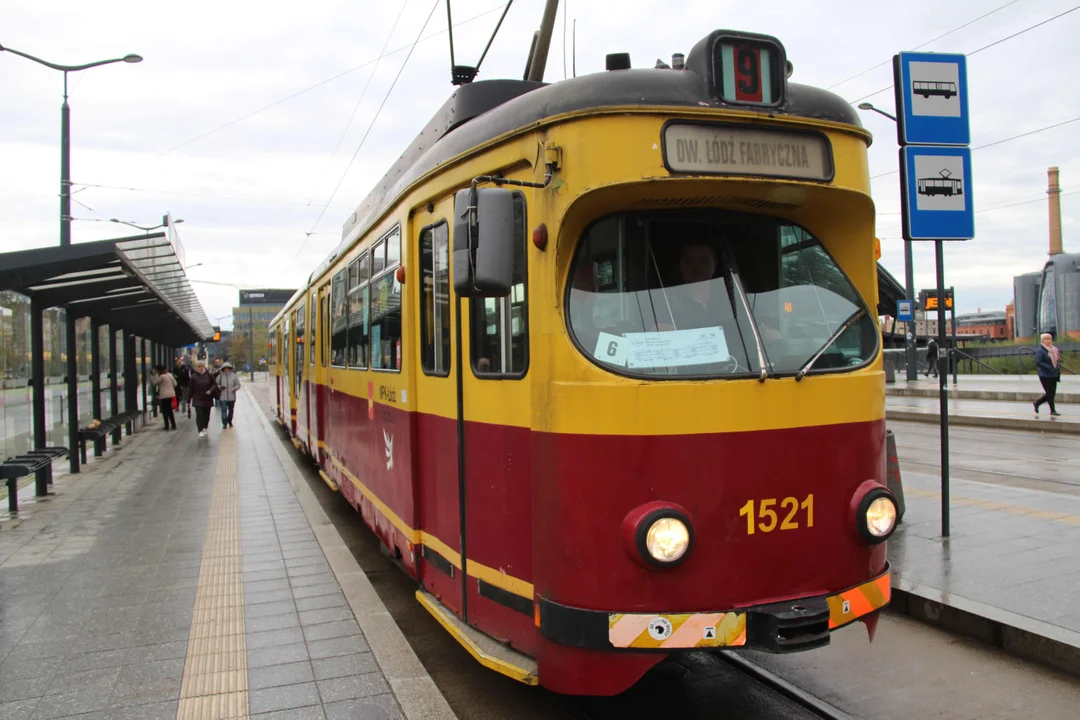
185,361,219,438
1034,333,1062,417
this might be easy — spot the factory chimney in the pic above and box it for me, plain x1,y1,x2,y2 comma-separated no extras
1048,166,1063,256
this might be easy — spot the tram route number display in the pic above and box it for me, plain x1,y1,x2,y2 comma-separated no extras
662,123,833,181
739,495,814,535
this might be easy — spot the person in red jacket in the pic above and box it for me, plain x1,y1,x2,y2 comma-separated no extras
185,361,219,438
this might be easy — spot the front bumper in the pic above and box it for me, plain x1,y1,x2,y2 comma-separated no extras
538,563,890,653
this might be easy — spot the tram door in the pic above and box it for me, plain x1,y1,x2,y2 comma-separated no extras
292,304,306,436
414,215,464,616
283,315,294,433
313,283,330,461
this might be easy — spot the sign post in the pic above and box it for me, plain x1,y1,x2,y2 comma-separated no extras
894,50,973,538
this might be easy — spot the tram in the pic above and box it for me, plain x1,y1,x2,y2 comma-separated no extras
269,27,898,696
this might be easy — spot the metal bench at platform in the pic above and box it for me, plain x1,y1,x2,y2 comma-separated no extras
77,411,143,464
1,447,70,513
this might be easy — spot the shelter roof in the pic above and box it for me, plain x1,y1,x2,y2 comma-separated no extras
0,233,213,344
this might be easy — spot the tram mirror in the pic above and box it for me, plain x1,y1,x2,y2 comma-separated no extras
453,187,514,297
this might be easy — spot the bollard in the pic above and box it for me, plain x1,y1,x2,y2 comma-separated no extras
885,429,906,523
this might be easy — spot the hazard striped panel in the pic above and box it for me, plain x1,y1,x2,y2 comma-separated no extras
826,571,890,629
608,610,746,649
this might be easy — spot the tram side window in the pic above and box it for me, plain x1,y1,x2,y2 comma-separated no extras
420,221,451,376
371,228,402,371
348,255,369,369
472,192,528,377
331,270,347,367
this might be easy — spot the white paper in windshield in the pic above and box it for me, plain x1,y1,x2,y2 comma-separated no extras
592,332,629,366
624,327,730,369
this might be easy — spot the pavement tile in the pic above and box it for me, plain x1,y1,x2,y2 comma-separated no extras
252,705,328,720
307,635,370,660
29,686,113,719
302,621,361,644
248,627,307,651
247,612,302,633
248,642,311,669
324,694,404,720
0,697,39,720
247,661,316,691
45,665,121,696
311,652,379,681
316,672,390,703
294,594,348,613
248,681,322,715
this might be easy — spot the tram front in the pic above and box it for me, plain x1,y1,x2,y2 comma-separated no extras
459,29,898,696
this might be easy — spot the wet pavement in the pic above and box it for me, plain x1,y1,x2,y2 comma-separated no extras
0,390,452,720
887,394,1080,433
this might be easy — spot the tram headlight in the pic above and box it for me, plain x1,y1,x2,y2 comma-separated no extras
645,517,691,563
852,485,898,544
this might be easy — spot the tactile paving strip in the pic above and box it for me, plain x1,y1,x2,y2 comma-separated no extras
176,432,249,719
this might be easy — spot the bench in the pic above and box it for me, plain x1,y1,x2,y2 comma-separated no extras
77,411,142,464
2,447,69,513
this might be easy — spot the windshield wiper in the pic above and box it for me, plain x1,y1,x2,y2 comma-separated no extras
795,308,868,381
728,268,769,382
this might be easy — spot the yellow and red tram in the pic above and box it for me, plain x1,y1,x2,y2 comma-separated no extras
270,28,897,696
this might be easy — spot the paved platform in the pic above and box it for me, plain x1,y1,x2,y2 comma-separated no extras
0,390,454,720
889,467,1080,676
887,374,1078,403
887,394,1080,434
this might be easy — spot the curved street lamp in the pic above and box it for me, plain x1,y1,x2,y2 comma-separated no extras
0,43,142,247
857,102,897,122
110,216,183,233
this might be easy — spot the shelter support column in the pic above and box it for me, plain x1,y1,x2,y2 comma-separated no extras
124,331,137,433
65,310,80,474
90,319,105,456
30,299,48,495
141,338,147,417
109,326,120,444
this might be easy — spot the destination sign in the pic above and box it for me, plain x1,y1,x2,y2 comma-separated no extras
662,124,833,181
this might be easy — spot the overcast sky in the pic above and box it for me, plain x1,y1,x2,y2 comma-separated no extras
3,0,1078,328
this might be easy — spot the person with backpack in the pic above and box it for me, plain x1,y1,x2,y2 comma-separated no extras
1034,333,1062,417
925,338,939,378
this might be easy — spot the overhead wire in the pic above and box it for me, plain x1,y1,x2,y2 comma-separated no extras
308,0,410,205
849,4,1080,104
827,0,1025,90
285,0,441,274
71,181,353,210
159,2,507,156
869,115,1080,180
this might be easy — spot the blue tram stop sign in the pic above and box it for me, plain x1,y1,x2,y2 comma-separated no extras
897,300,914,323
901,146,974,241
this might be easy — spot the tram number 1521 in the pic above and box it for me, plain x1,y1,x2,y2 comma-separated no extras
739,495,814,534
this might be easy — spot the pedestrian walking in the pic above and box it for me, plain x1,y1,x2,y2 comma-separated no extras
185,361,219,438
173,356,192,417
925,338,939,378
1034,333,1062,417
216,362,241,428
210,357,224,419
151,365,178,430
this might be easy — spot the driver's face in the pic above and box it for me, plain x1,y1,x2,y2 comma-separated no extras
679,245,717,285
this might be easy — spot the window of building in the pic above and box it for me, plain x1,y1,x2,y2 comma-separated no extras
331,270,347,367
471,193,528,377
421,222,451,376
370,227,402,371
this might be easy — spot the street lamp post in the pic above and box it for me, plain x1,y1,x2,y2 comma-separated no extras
111,216,182,234
0,43,142,247
858,101,918,382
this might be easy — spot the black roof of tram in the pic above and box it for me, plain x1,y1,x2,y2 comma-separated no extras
310,54,864,285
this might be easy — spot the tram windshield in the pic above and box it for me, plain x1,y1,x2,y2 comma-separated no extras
566,210,878,379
